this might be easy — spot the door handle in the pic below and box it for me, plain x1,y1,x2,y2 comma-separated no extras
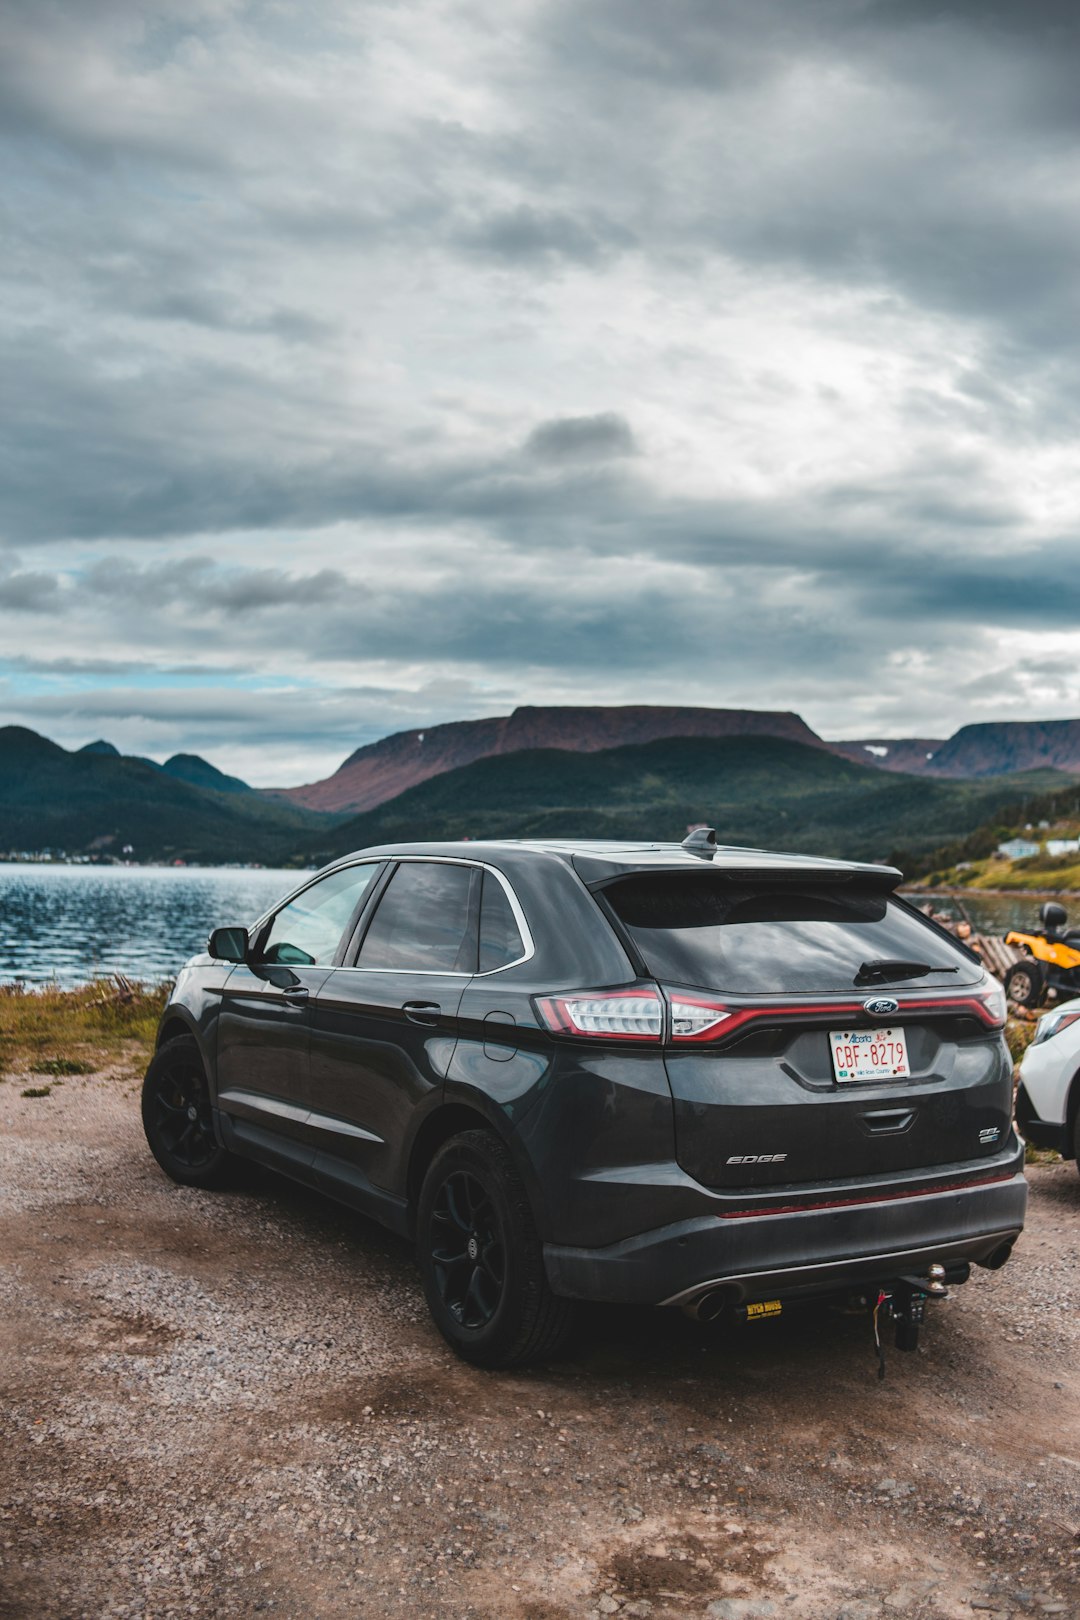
402,1001,440,1026
280,985,310,1000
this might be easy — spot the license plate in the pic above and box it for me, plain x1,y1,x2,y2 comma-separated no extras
829,1027,910,1083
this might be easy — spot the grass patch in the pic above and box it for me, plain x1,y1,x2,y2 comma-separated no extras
1006,1017,1038,1065
923,855,1080,893
0,978,168,1076
33,1056,95,1076
1025,1143,1062,1165
21,1085,52,1098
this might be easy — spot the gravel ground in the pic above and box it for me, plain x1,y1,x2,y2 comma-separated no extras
2,1070,1079,1620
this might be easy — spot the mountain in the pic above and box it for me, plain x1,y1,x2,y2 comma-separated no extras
160,753,252,796
270,705,828,815
0,726,328,864
829,720,1080,779
77,739,121,757
300,734,1070,869
827,738,946,775
918,719,1080,779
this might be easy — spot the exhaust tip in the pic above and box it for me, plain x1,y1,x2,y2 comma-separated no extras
979,1239,1015,1271
685,1284,742,1322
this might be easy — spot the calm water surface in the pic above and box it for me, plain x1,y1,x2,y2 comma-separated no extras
916,890,1068,934
0,864,310,988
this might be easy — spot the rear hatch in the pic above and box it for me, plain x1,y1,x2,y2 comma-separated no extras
599,869,1010,1190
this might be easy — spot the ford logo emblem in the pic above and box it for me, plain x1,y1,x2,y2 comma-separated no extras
864,997,899,1017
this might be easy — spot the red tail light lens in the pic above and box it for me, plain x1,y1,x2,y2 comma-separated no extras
535,990,662,1040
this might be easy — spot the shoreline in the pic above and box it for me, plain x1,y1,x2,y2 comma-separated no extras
902,885,1080,899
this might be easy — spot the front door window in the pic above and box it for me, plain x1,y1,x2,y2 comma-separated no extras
262,864,380,967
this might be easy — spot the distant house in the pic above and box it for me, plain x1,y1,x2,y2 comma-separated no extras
1046,838,1080,858
997,837,1040,861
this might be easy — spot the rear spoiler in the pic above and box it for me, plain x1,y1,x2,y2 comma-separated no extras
572,852,902,892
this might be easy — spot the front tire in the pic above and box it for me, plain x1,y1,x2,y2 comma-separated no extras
1005,959,1046,1009
417,1130,576,1368
141,1036,234,1189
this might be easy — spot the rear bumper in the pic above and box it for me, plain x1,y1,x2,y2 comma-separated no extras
543,1168,1028,1306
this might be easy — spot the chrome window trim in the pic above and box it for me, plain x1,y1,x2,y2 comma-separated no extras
340,855,535,977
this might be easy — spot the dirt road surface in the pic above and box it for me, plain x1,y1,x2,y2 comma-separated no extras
2,1072,1079,1620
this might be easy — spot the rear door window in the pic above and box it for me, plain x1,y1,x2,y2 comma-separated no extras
478,870,526,972
356,861,479,973
603,874,980,994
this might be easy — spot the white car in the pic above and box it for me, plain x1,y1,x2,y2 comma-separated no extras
1016,1001,1080,1168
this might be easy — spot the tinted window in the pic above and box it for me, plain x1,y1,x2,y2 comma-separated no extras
262,864,380,967
356,862,478,973
605,874,979,994
478,870,526,972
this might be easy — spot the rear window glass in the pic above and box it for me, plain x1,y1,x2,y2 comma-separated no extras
603,874,979,994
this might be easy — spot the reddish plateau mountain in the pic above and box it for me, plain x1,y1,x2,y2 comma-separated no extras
267,707,1080,816
270,705,823,815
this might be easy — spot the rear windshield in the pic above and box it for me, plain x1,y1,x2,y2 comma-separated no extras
603,874,980,995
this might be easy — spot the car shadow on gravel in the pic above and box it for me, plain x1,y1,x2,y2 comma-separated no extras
224,1160,930,1393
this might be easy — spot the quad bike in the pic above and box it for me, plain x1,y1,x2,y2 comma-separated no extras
1003,902,1080,1008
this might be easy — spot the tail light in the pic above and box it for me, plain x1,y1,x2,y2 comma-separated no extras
671,987,1009,1039
535,990,662,1040
669,994,732,1041
535,983,1008,1043
972,984,1007,1029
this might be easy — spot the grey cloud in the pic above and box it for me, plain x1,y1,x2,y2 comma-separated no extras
0,570,63,612
461,205,635,267
524,413,637,463
83,556,348,614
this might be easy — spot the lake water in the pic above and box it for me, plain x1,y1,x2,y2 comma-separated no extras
0,864,310,988
916,891,1063,935
0,864,1070,990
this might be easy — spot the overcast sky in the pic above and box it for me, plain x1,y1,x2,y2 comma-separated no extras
2,0,1079,785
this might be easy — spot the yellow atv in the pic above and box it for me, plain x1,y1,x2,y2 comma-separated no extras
1003,902,1080,1008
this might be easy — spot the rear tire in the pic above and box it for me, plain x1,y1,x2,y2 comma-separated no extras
417,1130,576,1368
1005,959,1045,1009
141,1036,235,1189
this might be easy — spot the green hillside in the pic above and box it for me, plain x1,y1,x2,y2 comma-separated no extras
2,724,1072,871
302,735,1071,868
0,727,329,864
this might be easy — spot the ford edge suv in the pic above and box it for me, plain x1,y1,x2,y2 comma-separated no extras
141,835,1027,1367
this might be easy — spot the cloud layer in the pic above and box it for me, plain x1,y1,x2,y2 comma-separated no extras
1,0,1079,781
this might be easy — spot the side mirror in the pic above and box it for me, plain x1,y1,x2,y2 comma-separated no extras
208,925,249,963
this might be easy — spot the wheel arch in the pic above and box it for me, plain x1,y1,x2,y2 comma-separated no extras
406,1101,502,1216
153,1006,215,1096
1065,1065,1080,1161
157,1011,198,1049
406,1094,549,1235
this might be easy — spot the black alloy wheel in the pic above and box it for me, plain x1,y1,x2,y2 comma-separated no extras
417,1130,576,1368
141,1036,234,1189
430,1170,506,1329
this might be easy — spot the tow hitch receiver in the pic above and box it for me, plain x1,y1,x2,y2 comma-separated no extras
873,1264,950,1379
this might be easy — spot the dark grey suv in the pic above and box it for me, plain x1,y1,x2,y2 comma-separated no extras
141,835,1026,1366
